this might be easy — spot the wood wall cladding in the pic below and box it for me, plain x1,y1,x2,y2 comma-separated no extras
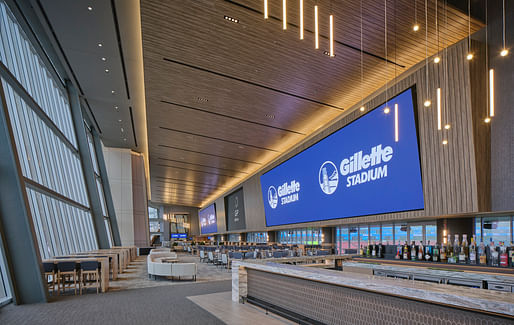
141,0,482,207
211,39,488,231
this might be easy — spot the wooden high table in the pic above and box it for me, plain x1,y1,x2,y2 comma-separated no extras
43,257,110,293
63,253,118,280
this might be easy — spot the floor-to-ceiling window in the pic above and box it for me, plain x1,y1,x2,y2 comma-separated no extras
0,1,98,259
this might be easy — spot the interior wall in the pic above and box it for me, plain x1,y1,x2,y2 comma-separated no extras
205,38,494,234
103,147,134,245
488,1,514,212
161,204,200,236
131,153,150,247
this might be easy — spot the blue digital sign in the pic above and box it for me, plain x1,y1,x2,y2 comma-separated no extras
260,88,424,226
171,233,187,239
199,203,217,234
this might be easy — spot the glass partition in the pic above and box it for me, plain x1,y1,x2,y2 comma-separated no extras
382,224,393,245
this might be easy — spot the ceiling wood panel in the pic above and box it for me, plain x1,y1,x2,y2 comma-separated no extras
141,0,482,206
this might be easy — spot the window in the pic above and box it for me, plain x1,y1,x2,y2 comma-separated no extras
382,224,393,245
246,232,267,243
359,226,368,246
481,216,511,244
369,225,380,244
394,224,408,244
0,1,98,258
425,224,437,244
277,228,322,245
349,227,359,250
409,225,423,244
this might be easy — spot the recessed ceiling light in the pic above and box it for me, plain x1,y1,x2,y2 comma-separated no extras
442,140,448,145
434,56,441,63
384,107,390,114
359,106,365,112
87,6,93,11
323,51,335,57
111,90,115,94
118,119,122,122
101,57,106,61
224,15,239,23
98,43,103,47
123,138,127,141
105,69,109,73
121,127,124,133
238,145,244,149
114,105,118,110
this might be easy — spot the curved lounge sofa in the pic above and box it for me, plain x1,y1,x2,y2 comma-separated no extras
147,251,196,281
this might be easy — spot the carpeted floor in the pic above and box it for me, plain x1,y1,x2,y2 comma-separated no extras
0,280,231,325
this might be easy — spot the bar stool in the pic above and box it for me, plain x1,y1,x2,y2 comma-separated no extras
57,261,78,295
42,262,57,295
80,261,100,294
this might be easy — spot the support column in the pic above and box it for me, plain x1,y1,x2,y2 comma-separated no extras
92,128,121,246
66,81,110,248
0,80,47,304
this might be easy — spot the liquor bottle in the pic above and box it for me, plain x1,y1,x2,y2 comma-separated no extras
378,242,384,258
459,234,468,264
418,241,424,261
403,241,410,260
432,242,439,262
366,242,371,257
449,234,459,264
509,242,514,267
439,240,447,263
360,244,364,256
478,239,487,265
446,234,453,263
500,242,508,267
425,240,432,261
411,241,417,261
469,236,477,265
490,241,499,267
371,241,376,258
396,241,402,259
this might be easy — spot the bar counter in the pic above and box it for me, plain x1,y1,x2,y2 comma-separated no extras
232,260,514,323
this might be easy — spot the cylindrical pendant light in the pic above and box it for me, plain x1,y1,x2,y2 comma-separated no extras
300,0,304,39
394,103,399,142
264,0,268,19
501,0,508,56
283,0,287,30
489,69,494,117
329,15,334,57
437,88,442,130
315,5,319,49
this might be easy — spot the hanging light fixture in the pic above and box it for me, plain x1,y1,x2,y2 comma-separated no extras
300,0,304,39
384,0,389,112
437,88,442,130
359,0,365,113
501,0,509,56
330,14,334,57
434,0,440,63
264,0,268,19
423,0,431,107
444,0,451,131
489,68,495,117
315,5,319,49
394,103,399,142
283,0,287,30
413,0,420,31
466,0,473,60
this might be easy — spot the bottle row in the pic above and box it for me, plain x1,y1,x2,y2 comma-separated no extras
359,234,514,267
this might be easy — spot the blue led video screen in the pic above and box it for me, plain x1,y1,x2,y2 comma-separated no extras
199,203,217,234
260,88,424,226
171,233,187,239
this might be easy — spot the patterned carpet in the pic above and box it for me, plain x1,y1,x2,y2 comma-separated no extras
0,252,232,325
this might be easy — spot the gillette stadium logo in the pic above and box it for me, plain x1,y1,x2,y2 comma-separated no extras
318,161,339,194
319,144,393,195
267,180,300,209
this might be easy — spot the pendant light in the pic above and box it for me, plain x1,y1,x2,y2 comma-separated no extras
443,0,450,132
413,0,420,31
300,0,304,39
384,0,389,113
264,0,268,19
329,14,334,57
486,0,495,120
500,0,509,56
466,0,473,60
283,0,287,30
359,0,365,112
434,0,440,63
423,0,431,107
314,5,319,49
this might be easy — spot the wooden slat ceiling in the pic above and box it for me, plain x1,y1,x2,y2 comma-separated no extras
141,0,482,207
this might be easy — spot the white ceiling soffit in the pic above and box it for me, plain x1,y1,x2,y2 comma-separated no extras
38,0,150,196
